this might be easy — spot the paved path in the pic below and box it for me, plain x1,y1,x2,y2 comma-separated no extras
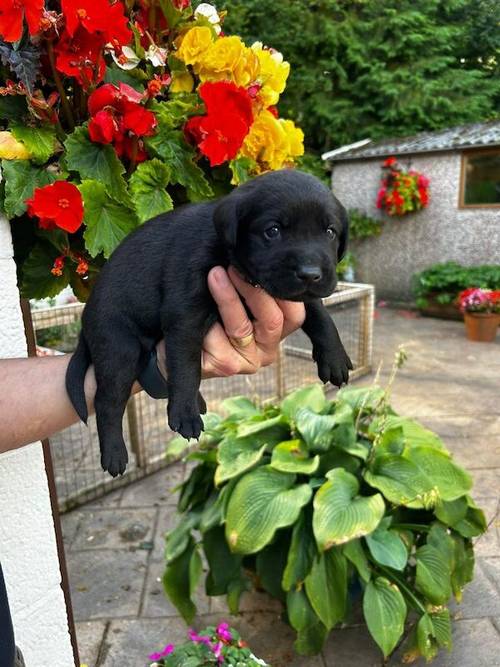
63,308,500,666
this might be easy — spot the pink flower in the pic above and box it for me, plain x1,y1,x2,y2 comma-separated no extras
188,629,212,647
216,622,232,643
148,644,174,661
213,640,224,664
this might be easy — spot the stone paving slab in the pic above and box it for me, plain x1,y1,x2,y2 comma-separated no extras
61,308,500,666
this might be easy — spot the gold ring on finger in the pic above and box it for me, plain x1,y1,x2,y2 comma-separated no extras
229,332,255,349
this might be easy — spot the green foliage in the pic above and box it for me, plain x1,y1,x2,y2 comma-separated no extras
162,384,485,660
1,159,60,218
348,209,384,242
129,159,174,223
10,125,58,165
412,262,500,307
225,0,500,153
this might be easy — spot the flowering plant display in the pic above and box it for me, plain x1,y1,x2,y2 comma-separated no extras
376,156,429,216
0,0,304,301
163,376,485,662
458,288,500,314
148,623,268,666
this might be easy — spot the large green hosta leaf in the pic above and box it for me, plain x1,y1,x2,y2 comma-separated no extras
287,588,328,655
215,436,267,486
280,384,326,420
295,403,353,452
282,510,317,591
364,445,472,508
343,539,371,583
304,548,347,630
365,519,408,571
203,526,247,613
313,468,385,551
221,396,261,419
363,577,406,658
271,440,320,474
336,385,385,411
416,610,452,662
415,544,452,605
370,415,446,451
225,466,312,554
163,537,202,623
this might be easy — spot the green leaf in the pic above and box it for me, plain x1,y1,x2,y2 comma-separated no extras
221,396,261,419
363,577,406,658
64,126,129,202
415,544,452,605
434,496,468,526
11,125,58,165
203,526,245,597
104,65,145,91
256,531,290,602
452,502,487,538
2,159,59,218
416,610,452,661
79,180,138,258
145,128,213,201
236,414,288,439
162,538,201,623
165,435,191,461
450,534,474,601
0,95,28,121
178,464,214,513
343,539,371,583
317,448,361,476
281,384,326,420
287,588,328,655
372,415,446,451
313,468,385,551
271,440,320,474
129,158,173,223
215,436,267,485
365,523,408,571
225,466,312,554
165,511,200,561
229,156,256,185
336,385,385,411
296,403,353,452
282,510,317,591
150,95,201,129
305,548,347,630
20,242,70,299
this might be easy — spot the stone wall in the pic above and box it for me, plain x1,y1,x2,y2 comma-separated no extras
0,215,74,665
331,151,500,300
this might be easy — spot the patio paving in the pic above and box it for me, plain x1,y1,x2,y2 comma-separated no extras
62,307,500,667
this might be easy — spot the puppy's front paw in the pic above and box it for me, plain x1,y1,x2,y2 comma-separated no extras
168,400,204,440
101,442,128,477
314,345,353,388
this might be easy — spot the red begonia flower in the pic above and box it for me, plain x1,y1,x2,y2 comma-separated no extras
196,112,250,166
121,102,157,137
89,109,119,144
173,0,190,8
184,116,204,146
199,81,253,129
26,181,84,234
55,28,106,88
383,156,397,167
61,0,132,46
0,0,44,43
88,83,142,116
114,135,148,163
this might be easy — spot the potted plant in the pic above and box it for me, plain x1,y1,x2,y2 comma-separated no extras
148,623,268,666
161,372,486,663
376,156,429,216
458,288,500,342
0,0,304,302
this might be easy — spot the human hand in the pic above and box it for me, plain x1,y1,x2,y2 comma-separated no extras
154,266,305,382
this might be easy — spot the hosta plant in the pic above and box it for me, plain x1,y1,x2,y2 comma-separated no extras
0,0,303,301
163,383,486,662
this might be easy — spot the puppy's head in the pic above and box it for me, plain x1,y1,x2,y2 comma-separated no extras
214,169,348,301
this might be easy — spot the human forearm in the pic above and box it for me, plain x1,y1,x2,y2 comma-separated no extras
0,355,141,454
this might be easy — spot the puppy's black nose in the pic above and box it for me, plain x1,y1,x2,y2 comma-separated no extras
296,265,322,283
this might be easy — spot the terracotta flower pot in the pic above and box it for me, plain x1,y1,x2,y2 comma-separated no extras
463,312,500,343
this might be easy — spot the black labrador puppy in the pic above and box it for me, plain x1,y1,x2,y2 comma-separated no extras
66,169,352,476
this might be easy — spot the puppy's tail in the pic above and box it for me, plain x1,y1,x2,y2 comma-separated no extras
66,334,91,424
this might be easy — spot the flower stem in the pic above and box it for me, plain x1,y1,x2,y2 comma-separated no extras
46,40,75,132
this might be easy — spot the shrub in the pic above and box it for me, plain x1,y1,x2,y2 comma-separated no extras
162,379,486,662
412,262,500,308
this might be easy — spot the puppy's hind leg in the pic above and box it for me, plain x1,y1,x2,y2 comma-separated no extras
93,334,141,477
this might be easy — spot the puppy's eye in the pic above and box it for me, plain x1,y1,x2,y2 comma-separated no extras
326,227,337,239
264,225,281,240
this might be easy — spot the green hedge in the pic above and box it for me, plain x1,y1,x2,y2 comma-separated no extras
412,262,500,308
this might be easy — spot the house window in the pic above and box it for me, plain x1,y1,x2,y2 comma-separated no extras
460,149,500,207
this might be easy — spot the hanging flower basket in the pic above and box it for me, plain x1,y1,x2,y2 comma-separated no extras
376,156,430,216
0,0,304,302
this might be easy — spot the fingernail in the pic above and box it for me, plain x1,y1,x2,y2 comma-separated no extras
212,267,230,287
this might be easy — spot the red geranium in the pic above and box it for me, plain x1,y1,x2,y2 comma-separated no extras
26,181,84,233
185,81,253,166
55,28,107,88
61,0,132,46
0,0,44,43
376,157,430,216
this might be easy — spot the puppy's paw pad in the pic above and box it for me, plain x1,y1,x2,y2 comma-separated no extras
101,445,128,477
168,405,204,440
316,349,353,388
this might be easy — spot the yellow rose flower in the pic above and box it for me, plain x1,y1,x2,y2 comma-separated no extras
240,110,304,171
198,36,259,87
170,71,195,93
176,26,214,67
0,131,31,160
251,43,290,107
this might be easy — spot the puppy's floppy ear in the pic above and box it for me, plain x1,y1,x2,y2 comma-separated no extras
213,195,240,249
337,203,349,262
